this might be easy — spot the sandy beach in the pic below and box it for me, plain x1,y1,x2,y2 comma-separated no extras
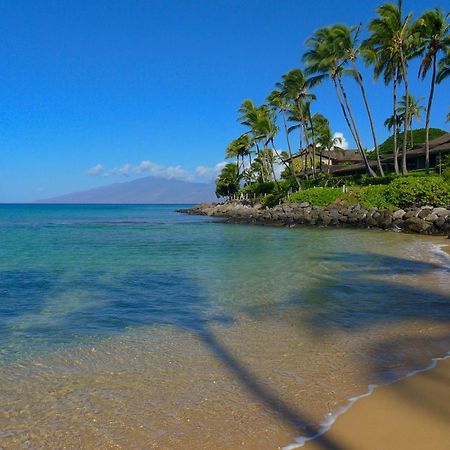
302,356,450,450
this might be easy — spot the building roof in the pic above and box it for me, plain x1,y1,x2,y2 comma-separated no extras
381,132,450,162
288,148,361,163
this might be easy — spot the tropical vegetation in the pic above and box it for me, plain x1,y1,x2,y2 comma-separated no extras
215,1,449,209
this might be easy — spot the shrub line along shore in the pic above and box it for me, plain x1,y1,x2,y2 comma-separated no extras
179,201,450,235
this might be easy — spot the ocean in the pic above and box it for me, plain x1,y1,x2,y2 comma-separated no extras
0,204,449,449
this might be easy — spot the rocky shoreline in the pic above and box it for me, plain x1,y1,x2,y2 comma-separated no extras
178,201,450,235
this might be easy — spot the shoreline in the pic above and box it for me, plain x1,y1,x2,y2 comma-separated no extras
178,201,450,236
291,353,450,450
284,352,450,449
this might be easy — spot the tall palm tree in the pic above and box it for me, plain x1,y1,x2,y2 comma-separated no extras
267,89,302,187
415,8,450,171
277,70,318,173
225,134,252,176
363,1,417,175
437,49,450,83
311,113,343,172
304,27,377,177
238,99,268,181
331,24,385,175
398,94,425,147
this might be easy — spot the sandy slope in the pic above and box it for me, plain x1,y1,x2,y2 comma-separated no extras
303,357,450,450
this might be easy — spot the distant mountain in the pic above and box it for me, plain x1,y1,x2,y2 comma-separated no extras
37,176,216,204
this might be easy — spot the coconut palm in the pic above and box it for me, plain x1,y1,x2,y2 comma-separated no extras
415,8,450,171
267,89,301,187
238,100,268,181
398,94,425,147
330,24,385,175
277,69,318,174
225,134,252,175
437,49,450,83
363,0,418,175
215,163,241,199
304,27,376,177
311,114,343,172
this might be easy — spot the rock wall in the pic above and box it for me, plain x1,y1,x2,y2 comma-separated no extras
179,202,450,235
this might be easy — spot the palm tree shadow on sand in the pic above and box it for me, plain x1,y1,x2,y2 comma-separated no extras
2,250,449,449
1,267,344,449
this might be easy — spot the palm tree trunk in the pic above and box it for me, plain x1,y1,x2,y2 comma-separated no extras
335,76,376,177
353,63,384,176
424,55,437,173
399,48,409,176
271,139,292,177
255,142,265,182
307,106,317,178
393,68,400,175
281,109,301,188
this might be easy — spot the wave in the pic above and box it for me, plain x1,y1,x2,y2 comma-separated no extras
283,351,450,449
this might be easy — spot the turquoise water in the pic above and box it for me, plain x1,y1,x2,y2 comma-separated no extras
0,204,449,448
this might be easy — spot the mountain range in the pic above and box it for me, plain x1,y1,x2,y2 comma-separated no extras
37,176,216,204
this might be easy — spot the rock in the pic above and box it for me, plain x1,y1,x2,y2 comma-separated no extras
425,213,438,222
392,209,406,220
405,217,431,233
299,202,310,208
432,207,450,217
403,210,418,220
418,208,432,219
434,218,446,229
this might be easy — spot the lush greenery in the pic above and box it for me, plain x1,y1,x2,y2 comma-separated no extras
375,127,447,156
285,176,450,209
288,187,344,206
214,2,449,201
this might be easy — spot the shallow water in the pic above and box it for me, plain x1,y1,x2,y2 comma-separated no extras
0,204,449,449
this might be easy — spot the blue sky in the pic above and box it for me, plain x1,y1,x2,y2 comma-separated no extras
0,0,448,202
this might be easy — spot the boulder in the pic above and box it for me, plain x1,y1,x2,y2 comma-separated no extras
392,209,406,220
405,217,431,233
418,208,433,219
432,207,450,217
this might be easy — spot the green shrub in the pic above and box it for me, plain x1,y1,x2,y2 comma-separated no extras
357,185,394,209
262,192,284,208
240,181,276,196
385,176,450,208
288,187,343,206
443,167,450,182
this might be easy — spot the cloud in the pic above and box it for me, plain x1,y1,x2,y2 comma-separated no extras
333,132,349,150
85,164,105,176
195,161,227,179
85,160,226,183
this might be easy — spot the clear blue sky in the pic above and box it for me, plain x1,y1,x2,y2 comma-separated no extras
0,0,448,201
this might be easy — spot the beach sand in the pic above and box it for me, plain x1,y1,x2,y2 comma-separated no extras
303,356,450,450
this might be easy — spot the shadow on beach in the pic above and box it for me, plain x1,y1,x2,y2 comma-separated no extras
1,249,449,449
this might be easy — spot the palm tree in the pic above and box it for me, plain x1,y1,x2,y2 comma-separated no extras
225,134,252,176
437,52,450,126
330,24,385,175
398,94,425,147
415,8,450,171
267,89,302,187
363,1,417,176
437,49,450,83
215,164,241,199
304,27,377,177
238,100,268,181
312,114,343,172
277,69,318,177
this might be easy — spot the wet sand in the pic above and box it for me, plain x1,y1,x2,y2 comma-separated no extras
0,233,449,449
302,356,450,450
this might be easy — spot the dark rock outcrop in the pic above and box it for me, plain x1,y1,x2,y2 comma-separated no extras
178,202,450,236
